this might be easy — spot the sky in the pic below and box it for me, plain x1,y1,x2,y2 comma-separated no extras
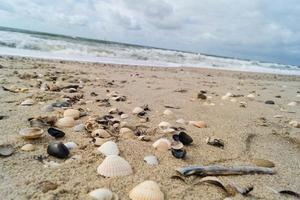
0,0,299,65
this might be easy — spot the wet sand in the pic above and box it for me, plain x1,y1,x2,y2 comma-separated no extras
0,55,299,200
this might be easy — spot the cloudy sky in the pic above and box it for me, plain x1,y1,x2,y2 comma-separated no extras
0,0,299,65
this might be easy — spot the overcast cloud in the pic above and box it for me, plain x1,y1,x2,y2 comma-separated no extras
0,0,299,65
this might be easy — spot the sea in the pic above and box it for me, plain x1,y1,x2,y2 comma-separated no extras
0,26,299,75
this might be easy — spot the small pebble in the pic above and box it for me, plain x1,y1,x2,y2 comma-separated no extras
265,100,275,105
74,124,85,132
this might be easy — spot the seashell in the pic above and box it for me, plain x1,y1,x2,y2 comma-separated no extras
289,120,300,128
21,144,35,151
206,137,224,148
55,117,75,128
97,141,119,156
63,109,80,119
129,180,164,200
251,158,275,168
29,118,48,128
119,128,135,139
0,144,14,156
273,115,283,118
152,138,171,151
64,142,77,150
89,188,118,200
109,108,119,114
246,94,255,99
94,138,111,146
120,114,128,119
47,127,65,138
144,155,159,165
21,99,34,106
288,101,297,106
97,155,133,177
189,121,207,128
132,107,144,114
138,135,151,142
74,123,85,132
19,127,44,139
171,141,184,150
163,109,173,116
92,129,111,138
158,121,171,130
85,121,99,131
176,118,186,124
41,104,54,112
171,148,186,159
221,92,232,100
47,142,69,159
178,132,193,145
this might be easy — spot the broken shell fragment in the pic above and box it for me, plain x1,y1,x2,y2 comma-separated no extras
206,137,224,148
63,109,80,119
176,118,186,125
246,94,255,99
89,188,118,200
21,144,35,151
251,159,275,168
120,114,128,119
47,142,69,159
21,99,34,106
289,120,300,128
92,129,111,138
287,101,297,106
152,138,171,151
97,141,119,156
55,117,75,128
132,107,144,114
97,155,133,177
0,144,14,156
129,180,164,200
163,109,173,116
189,121,207,128
19,127,44,139
119,127,135,139
144,155,159,165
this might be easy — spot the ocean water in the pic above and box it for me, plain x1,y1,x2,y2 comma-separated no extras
0,26,299,75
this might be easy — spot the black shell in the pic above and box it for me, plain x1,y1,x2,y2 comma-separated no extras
48,128,65,138
171,148,186,159
172,134,180,141
47,142,69,159
178,132,193,145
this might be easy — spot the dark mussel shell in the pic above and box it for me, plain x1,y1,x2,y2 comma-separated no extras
171,148,186,159
172,134,180,141
47,142,69,159
178,132,193,145
48,128,65,138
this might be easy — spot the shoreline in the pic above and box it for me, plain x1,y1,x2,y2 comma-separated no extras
0,55,299,199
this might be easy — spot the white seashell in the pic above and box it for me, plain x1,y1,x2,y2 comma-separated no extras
132,107,144,114
189,120,207,128
288,101,297,106
108,108,119,114
247,94,255,99
129,180,164,200
64,142,77,150
163,109,173,116
144,155,159,165
221,92,232,100
176,119,186,124
120,114,128,119
152,138,171,151
92,129,111,138
74,124,85,132
273,115,283,118
89,188,116,200
97,155,133,177
41,104,54,112
289,120,300,128
119,127,135,139
158,121,171,130
55,117,75,128
21,99,34,106
21,144,35,151
63,109,80,119
19,127,44,139
97,141,119,156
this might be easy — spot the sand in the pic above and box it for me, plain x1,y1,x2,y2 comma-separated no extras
0,55,299,200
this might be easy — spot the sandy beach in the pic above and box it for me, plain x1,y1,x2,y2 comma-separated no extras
0,55,299,200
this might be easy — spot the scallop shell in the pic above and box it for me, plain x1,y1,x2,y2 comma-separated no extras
92,129,111,138
97,155,133,177
144,155,159,165
21,99,34,106
63,109,80,119
97,141,119,156
19,127,44,139
189,121,207,128
21,144,35,151
55,117,75,128
119,128,135,139
132,107,144,114
163,109,173,116
152,138,171,151
129,180,164,200
89,188,118,200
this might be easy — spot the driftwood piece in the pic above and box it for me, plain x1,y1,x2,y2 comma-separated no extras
176,165,275,176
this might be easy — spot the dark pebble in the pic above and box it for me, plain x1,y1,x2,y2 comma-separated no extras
171,148,186,159
275,95,281,98
178,132,193,145
265,100,275,105
47,128,65,138
47,142,69,158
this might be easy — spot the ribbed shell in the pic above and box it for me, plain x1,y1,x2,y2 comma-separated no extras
97,141,119,156
97,155,133,177
55,117,75,128
63,109,80,119
129,180,164,200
